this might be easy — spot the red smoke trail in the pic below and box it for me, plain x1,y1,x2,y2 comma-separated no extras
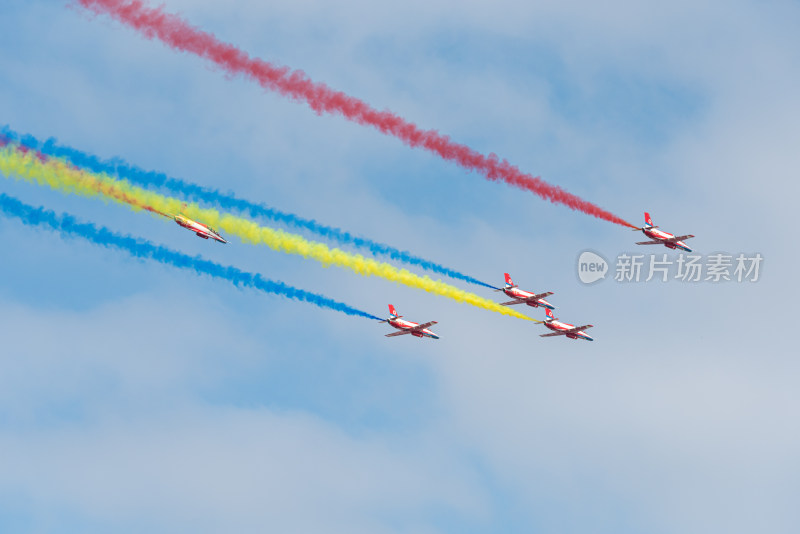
77,0,637,229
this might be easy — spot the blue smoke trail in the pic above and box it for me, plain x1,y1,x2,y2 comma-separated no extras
0,193,382,321
1,125,498,290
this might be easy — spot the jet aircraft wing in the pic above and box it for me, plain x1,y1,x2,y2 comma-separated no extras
385,330,412,337
539,324,593,337
499,292,553,306
540,331,569,337
411,321,437,331
636,240,665,245
664,234,695,243
565,325,593,334
384,321,437,337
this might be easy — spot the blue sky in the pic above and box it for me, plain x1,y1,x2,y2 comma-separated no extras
1,0,798,532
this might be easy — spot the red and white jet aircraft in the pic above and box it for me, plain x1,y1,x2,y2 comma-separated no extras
635,212,693,252
380,305,439,339
173,213,227,243
148,207,227,243
540,308,594,341
497,273,555,310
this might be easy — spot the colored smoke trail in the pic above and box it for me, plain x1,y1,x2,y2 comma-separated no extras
0,193,382,320
0,125,497,290
76,0,637,230
0,144,533,321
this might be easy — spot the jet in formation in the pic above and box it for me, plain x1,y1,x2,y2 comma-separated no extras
540,308,594,341
148,206,227,243
380,304,439,339
173,213,227,243
496,273,555,309
634,212,693,252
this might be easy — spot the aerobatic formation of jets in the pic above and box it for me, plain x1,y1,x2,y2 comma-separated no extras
379,212,694,342
167,204,692,342
166,208,692,343
10,4,700,347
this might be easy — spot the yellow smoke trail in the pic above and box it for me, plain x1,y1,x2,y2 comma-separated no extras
0,143,535,321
